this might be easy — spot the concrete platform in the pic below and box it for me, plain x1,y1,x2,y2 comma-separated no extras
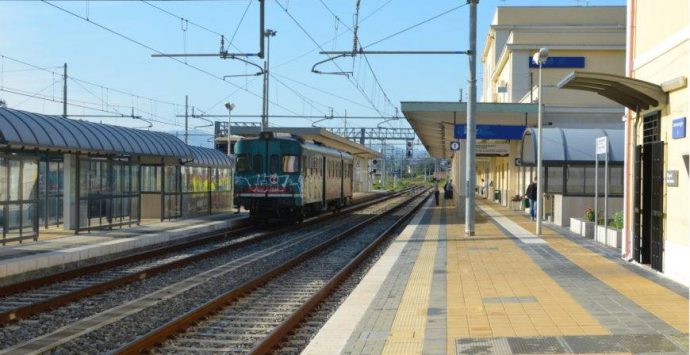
305,199,689,354
0,191,384,285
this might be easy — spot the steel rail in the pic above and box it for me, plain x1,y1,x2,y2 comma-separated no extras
0,190,403,326
251,190,430,354
114,187,427,354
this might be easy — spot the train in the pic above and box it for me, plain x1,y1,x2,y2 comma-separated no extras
233,131,354,221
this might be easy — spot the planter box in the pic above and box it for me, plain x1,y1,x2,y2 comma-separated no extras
510,201,522,211
570,218,594,238
596,225,622,249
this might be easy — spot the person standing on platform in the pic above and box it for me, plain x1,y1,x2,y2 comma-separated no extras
434,180,440,206
525,178,538,221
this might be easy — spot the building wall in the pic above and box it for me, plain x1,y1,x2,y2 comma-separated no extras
630,0,689,285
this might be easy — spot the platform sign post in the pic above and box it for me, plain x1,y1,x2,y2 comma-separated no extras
595,136,608,241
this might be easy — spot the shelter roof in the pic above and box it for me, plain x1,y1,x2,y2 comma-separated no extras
557,71,667,111
187,145,234,168
216,127,379,159
0,107,193,159
401,101,538,159
520,127,624,166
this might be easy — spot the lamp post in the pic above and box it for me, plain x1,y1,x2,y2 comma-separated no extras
532,47,549,235
224,102,235,156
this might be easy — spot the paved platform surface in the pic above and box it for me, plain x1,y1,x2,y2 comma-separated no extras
305,199,689,355
0,191,383,284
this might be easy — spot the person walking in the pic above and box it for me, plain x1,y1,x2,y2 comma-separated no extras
434,180,440,206
525,178,538,220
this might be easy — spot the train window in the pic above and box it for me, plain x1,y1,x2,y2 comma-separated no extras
269,155,280,174
253,155,263,174
236,154,250,173
282,155,300,173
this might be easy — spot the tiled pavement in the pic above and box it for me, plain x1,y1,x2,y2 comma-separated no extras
305,198,689,355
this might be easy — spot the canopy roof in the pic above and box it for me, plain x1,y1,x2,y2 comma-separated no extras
216,127,379,159
402,101,539,159
520,127,624,166
557,71,667,111
187,145,234,168
0,107,193,159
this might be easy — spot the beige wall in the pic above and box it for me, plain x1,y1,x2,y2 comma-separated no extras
493,6,626,27
628,0,689,284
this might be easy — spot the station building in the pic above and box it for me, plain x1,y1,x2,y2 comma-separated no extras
559,0,689,284
404,6,628,227
213,123,380,193
0,107,233,245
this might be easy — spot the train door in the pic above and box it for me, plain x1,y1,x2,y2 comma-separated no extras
321,156,327,209
339,157,344,204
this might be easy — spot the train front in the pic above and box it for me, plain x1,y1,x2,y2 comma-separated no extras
233,132,304,220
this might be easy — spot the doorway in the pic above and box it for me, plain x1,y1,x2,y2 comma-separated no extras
633,112,664,272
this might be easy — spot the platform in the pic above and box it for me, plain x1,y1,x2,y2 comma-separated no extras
304,199,689,354
0,191,384,285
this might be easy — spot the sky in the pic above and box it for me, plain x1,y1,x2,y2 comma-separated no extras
0,0,625,147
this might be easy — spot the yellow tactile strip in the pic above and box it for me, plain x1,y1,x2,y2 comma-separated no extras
493,202,689,334
445,203,608,352
381,205,441,354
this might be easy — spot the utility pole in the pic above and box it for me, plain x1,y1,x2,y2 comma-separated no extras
262,29,276,132
63,63,67,117
184,95,189,144
465,0,478,236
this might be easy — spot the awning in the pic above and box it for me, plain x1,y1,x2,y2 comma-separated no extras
187,145,234,168
520,127,624,166
402,102,538,159
557,71,667,111
0,107,193,159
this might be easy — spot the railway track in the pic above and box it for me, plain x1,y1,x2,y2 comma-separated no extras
116,188,430,354
0,188,419,353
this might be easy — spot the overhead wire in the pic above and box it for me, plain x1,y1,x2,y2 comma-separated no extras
274,0,390,118
42,0,302,118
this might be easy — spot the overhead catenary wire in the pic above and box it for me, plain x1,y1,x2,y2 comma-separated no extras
274,0,391,118
42,0,302,118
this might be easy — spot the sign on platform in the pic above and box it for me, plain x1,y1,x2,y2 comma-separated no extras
476,143,510,156
666,170,679,187
450,141,460,151
672,117,686,139
596,136,608,155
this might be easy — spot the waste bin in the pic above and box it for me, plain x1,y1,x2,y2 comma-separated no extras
494,190,501,202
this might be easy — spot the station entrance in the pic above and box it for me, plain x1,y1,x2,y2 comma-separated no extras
634,111,664,272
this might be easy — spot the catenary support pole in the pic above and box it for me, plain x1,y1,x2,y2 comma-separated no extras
465,0,478,235
63,63,67,117
184,95,189,144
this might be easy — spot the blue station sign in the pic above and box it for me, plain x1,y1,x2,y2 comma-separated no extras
528,56,585,69
672,117,686,139
454,124,526,140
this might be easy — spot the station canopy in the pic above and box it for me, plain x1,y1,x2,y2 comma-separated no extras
520,127,624,166
218,126,380,159
0,107,193,159
402,102,538,159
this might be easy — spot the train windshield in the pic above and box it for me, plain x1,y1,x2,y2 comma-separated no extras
282,155,300,173
236,154,250,173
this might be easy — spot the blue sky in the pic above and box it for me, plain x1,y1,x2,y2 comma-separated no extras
0,0,625,144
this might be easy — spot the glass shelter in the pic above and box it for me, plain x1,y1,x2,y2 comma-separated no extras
0,107,233,244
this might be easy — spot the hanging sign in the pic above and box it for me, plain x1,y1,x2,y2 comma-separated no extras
596,136,608,155
476,143,510,156
450,141,460,151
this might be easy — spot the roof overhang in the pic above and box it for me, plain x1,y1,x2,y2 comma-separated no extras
217,127,379,159
557,71,667,111
401,102,538,159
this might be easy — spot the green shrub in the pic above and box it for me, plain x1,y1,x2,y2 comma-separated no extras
584,208,595,222
612,211,624,229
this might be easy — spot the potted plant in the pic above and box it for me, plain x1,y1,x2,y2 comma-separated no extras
576,208,596,238
604,211,624,248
